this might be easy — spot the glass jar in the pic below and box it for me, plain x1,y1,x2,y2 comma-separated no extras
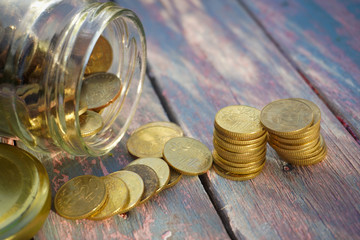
0,0,146,156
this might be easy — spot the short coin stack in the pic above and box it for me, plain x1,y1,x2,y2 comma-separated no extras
260,98,327,165
212,105,267,181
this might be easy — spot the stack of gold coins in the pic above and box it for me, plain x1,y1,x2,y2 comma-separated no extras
260,98,327,165
212,105,267,181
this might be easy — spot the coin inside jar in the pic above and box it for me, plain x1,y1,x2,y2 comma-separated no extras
80,72,121,111
79,110,103,137
85,36,113,75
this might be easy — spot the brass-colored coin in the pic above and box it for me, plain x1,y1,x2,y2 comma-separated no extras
127,125,183,158
165,167,183,189
269,134,319,150
88,175,129,220
213,158,266,175
270,135,322,158
79,110,103,137
80,72,121,111
277,136,324,160
270,129,319,145
213,138,266,154
214,105,265,140
124,164,159,204
213,164,262,181
282,144,327,165
163,137,213,175
214,143,266,162
212,150,263,168
213,131,267,151
127,157,170,194
109,170,144,214
292,98,321,131
132,121,183,136
214,130,268,145
260,99,314,135
54,175,107,220
273,124,320,140
85,36,113,75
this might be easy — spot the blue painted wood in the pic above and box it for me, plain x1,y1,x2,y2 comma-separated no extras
241,0,360,141
116,0,360,239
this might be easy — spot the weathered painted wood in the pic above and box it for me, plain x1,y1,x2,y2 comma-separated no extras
117,0,360,239
240,0,360,141
18,77,230,240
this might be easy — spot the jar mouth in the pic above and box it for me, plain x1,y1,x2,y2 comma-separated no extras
48,3,146,156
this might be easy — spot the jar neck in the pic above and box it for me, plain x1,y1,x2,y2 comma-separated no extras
43,2,146,156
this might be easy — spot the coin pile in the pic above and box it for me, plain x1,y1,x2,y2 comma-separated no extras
55,121,213,220
212,105,267,181
260,98,327,165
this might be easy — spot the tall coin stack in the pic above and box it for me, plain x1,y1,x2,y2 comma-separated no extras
260,98,327,165
212,105,267,181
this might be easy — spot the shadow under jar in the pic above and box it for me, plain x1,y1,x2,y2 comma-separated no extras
0,0,146,156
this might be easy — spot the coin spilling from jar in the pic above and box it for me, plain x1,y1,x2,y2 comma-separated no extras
55,121,213,220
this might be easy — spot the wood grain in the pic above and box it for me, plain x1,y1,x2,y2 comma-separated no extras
116,0,360,239
22,77,230,240
240,0,360,141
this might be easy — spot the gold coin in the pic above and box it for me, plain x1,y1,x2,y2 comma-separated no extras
273,124,320,140
127,125,183,158
214,105,265,140
124,164,159,204
132,121,183,136
214,130,268,145
213,158,266,175
277,137,324,160
85,36,113,75
283,144,327,165
269,134,319,151
213,137,267,154
109,170,144,214
212,164,262,181
214,143,266,162
292,98,321,131
270,135,322,154
270,129,319,145
79,110,103,137
80,72,121,111
212,150,263,168
260,99,314,135
165,167,183,189
127,157,170,194
54,175,107,220
88,175,129,220
163,137,213,175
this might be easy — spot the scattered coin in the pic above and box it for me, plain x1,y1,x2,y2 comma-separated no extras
165,168,183,189
88,175,129,221
127,157,170,194
127,123,183,158
109,170,144,214
54,175,107,220
124,164,159,204
79,110,103,137
163,137,213,176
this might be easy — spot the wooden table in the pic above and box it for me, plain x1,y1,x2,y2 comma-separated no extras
6,0,360,239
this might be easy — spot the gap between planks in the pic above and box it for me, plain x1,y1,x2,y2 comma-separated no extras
236,0,360,145
146,65,237,240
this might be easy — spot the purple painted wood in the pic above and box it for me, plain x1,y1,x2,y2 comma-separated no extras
116,0,360,239
241,0,360,141
21,78,230,240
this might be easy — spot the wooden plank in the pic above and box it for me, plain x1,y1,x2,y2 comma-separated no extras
240,0,360,141
20,77,230,239
116,0,360,239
